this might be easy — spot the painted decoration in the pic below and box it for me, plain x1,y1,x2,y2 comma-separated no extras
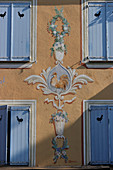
48,7,70,63
25,7,94,163
47,64,71,94
52,136,69,163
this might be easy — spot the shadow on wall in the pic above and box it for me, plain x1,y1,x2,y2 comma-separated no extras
7,84,113,167
90,83,113,100
37,83,113,167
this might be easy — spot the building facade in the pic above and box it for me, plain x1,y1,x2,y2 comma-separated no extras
0,0,113,168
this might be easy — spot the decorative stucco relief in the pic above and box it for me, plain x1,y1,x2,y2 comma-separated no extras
25,7,93,163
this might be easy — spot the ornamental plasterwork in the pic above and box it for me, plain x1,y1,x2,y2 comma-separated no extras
25,7,93,163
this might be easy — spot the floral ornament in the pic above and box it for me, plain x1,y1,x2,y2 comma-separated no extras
50,111,68,123
48,7,70,57
52,137,69,163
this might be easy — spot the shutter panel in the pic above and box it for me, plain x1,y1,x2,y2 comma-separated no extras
10,106,29,165
88,3,106,61
0,4,11,61
0,105,8,165
108,106,113,164
12,3,30,61
90,106,109,164
106,3,113,60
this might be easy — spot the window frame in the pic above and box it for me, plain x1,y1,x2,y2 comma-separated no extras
82,0,113,68
83,100,113,165
0,100,36,167
0,0,37,68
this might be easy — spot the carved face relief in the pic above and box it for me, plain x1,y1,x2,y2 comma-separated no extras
47,64,71,94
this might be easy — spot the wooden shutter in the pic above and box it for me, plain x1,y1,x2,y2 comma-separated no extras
88,3,106,61
10,106,29,165
0,105,8,165
12,3,30,61
0,4,11,61
90,106,109,164
106,3,113,61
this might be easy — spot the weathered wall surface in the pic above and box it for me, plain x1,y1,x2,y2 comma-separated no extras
0,0,113,167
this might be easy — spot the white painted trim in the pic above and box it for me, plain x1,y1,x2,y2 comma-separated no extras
82,0,84,61
83,100,86,165
0,62,33,68
82,0,89,63
32,0,37,63
86,62,113,68
0,100,37,167
83,100,113,165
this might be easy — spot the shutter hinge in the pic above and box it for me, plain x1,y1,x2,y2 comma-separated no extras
29,107,31,112
88,106,91,111
83,56,89,63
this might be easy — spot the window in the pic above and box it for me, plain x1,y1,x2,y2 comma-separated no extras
0,1,37,68
0,106,30,165
0,100,36,167
82,1,113,68
83,100,113,165
0,3,30,61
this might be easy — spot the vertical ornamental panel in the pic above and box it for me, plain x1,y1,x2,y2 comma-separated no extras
10,106,29,165
0,105,8,165
88,3,106,60
12,3,30,61
90,106,109,164
0,4,11,60
106,3,113,60
25,7,94,163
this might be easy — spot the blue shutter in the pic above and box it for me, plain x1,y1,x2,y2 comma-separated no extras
12,3,30,61
108,106,113,164
0,4,11,61
10,106,29,165
106,3,113,61
90,106,109,164
88,3,106,61
0,105,8,165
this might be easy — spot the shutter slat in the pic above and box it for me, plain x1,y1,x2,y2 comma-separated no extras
0,4,11,61
106,3,113,60
10,106,29,165
88,5,105,7
108,106,113,164
90,106,109,164
12,3,30,61
0,105,8,165
88,2,106,61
